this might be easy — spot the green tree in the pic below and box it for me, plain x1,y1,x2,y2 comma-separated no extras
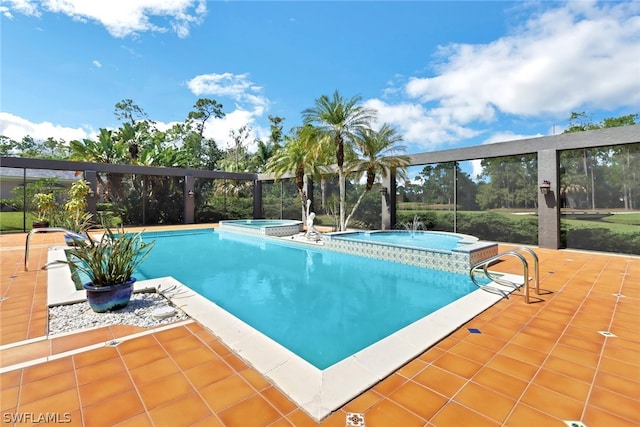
268,115,285,149
215,126,254,199
562,112,638,209
266,132,310,220
418,163,478,210
476,155,537,210
69,128,127,201
41,137,69,159
252,140,276,172
220,126,253,172
602,114,638,128
114,99,148,125
182,99,225,170
16,136,39,158
0,136,15,156
344,124,410,228
265,125,331,220
419,164,456,206
609,143,640,210
69,128,127,164
188,98,225,137
250,115,286,173
564,111,600,133
302,90,376,230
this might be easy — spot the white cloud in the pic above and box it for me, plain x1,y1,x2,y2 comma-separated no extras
187,72,271,150
2,0,207,38
406,2,639,119
92,60,102,68
1,0,39,18
377,1,640,150
187,72,269,115
205,110,256,151
481,131,542,145
363,98,481,151
0,112,93,142
0,6,13,19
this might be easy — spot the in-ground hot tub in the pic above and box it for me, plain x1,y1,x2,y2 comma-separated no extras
219,219,303,237
323,230,498,274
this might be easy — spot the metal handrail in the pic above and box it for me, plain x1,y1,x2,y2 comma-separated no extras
470,247,539,304
24,227,85,271
508,246,539,297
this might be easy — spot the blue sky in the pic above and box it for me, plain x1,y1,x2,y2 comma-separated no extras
1,0,639,159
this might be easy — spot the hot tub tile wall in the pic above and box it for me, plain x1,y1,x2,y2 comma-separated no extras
323,235,498,274
219,222,302,237
464,244,501,265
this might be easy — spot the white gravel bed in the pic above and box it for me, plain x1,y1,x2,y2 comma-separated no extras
48,292,189,335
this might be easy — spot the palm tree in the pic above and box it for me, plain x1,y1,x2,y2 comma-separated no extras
344,124,410,229
252,140,276,172
302,90,376,230
69,128,127,201
266,126,325,221
69,128,127,164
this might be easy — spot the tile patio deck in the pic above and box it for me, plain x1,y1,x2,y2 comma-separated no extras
1,225,638,426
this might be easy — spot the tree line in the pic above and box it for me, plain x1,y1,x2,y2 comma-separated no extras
397,112,639,212
2,100,638,229
1,93,411,230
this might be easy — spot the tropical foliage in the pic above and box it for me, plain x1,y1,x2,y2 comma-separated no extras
301,91,378,230
34,193,55,223
1,97,638,253
65,222,154,287
344,124,410,229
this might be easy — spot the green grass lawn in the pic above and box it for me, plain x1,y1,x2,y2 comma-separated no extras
398,208,640,234
563,216,640,234
4,208,638,235
0,211,36,233
0,211,122,233
602,212,640,226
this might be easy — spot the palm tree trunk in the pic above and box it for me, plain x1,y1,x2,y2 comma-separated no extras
338,168,346,230
345,189,369,230
299,189,307,222
321,177,327,210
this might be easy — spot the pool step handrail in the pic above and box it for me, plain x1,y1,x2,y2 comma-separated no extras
469,247,539,304
24,227,86,271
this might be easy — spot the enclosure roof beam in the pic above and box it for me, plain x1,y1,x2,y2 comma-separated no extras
0,157,257,181
408,125,640,166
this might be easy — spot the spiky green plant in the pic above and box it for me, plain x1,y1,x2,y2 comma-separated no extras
65,224,154,287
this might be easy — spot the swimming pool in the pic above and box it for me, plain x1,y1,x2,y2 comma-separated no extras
325,230,499,274
219,219,302,237
48,227,515,420
136,229,479,369
332,230,473,250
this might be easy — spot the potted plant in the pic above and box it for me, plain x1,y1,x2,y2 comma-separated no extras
56,212,94,245
33,193,56,228
65,223,155,313
59,180,93,244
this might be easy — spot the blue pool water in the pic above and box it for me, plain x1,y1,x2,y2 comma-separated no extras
332,230,468,251
135,229,477,369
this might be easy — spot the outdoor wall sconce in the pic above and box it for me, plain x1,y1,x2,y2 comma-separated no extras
187,190,195,197
539,180,551,195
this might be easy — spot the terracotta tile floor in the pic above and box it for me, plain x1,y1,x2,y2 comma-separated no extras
1,226,639,426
